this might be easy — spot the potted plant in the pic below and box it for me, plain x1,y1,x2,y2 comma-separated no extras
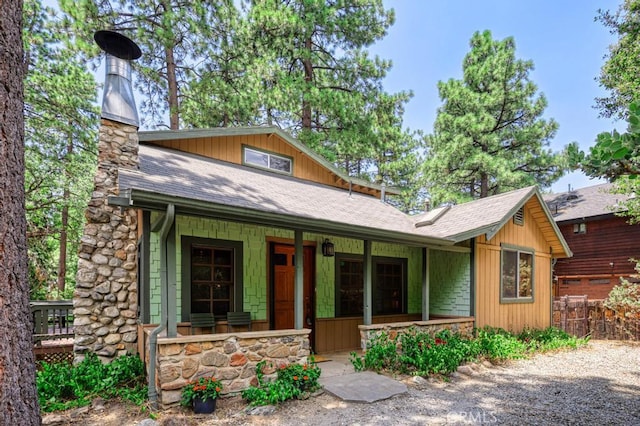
180,376,223,414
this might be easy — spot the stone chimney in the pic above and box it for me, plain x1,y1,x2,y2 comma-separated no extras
73,31,142,362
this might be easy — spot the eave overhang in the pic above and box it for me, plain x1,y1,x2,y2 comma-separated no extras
109,189,455,248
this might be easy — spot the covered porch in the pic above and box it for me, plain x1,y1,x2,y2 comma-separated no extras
128,204,475,407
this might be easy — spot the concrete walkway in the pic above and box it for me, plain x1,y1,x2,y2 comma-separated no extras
316,352,407,403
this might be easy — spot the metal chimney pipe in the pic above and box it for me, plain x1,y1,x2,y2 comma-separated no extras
94,30,142,127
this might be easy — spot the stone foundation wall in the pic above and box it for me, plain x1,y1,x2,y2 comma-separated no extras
73,119,139,362
153,329,311,408
358,317,475,350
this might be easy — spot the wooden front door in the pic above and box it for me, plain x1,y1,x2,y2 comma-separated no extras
271,243,315,349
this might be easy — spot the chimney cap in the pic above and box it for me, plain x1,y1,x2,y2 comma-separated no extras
94,30,141,60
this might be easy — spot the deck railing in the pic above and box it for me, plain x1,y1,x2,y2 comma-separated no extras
30,300,74,346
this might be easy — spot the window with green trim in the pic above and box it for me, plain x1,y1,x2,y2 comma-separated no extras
501,246,534,301
191,245,234,315
181,236,243,320
335,254,407,317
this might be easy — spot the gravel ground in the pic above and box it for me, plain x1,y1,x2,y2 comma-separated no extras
214,340,640,426
45,340,640,425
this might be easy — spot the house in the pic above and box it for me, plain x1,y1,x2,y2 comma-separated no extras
73,31,572,407
545,183,640,299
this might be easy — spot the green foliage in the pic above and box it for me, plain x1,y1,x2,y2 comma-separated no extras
475,327,527,361
425,30,564,205
242,358,321,406
23,0,98,297
569,102,640,182
516,327,587,352
604,263,640,316
37,353,147,412
595,0,640,119
60,0,237,129
180,376,223,407
350,327,588,377
569,103,640,225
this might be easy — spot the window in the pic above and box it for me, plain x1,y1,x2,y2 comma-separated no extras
191,246,234,315
243,146,292,174
335,254,407,317
573,223,587,234
589,278,610,285
562,279,581,286
181,237,243,320
501,245,534,302
336,257,363,317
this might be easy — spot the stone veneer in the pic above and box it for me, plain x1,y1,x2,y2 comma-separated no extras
73,119,139,361
358,317,475,351
152,329,311,407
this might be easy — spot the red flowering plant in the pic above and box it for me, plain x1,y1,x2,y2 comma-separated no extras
180,376,223,406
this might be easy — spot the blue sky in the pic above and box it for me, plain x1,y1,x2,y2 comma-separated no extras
369,0,622,193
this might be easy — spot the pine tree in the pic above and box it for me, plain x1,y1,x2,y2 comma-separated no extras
425,30,563,206
0,0,41,421
60,0,235,129
596,0,640,119
24,0,98,297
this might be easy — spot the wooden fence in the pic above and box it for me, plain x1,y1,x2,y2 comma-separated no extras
553,295,640,340
31,300,74,364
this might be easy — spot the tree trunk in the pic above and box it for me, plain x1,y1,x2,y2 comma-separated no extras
57,136,73,294
0,0,41,423
480,172,489,198
165,45,180,130
301,37,313,130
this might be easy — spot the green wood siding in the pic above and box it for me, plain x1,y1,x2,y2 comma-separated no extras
429,249,471,316
148,215,423,323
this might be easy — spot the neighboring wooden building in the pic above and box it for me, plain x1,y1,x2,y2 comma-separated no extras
545,183,640,299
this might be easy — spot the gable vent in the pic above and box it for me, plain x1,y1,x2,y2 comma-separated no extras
513,207,524,226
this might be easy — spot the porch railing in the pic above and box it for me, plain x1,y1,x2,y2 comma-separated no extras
30,300,74,346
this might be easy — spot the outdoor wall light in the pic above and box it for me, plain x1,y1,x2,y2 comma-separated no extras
322,239,335,257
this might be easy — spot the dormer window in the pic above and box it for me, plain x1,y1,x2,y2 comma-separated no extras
243,146,292,175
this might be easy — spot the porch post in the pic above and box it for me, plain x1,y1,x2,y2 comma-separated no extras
294,229,304,329
422,247,430,321
363,239,372,325
167,223,177,337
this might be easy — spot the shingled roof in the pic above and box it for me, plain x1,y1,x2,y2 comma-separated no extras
118,144,569,255
543,183,629,222
119,145,446,246
413,186,536,240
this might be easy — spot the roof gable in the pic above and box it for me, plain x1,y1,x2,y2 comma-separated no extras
138,126,398,197
412,186,572,257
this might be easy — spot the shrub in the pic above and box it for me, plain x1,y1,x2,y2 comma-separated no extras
37,353,147,412
242,358,321,406
350,326,588,378
604,264,640,317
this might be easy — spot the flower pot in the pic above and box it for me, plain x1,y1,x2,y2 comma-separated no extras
192,396,217,414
